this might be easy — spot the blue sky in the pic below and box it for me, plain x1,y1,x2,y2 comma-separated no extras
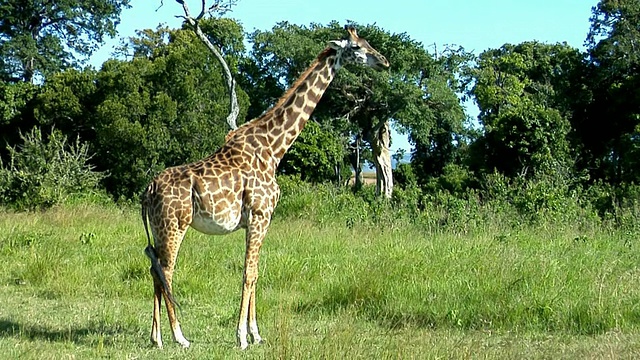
89,0,599,152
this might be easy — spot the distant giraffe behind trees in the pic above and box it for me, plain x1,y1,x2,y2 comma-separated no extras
141,25,389,350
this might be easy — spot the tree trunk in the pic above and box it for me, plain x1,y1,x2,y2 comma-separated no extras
369,120,393,199
348,135,364,190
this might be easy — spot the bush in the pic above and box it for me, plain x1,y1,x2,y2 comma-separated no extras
478,166,597,226
583,181,640,231
393,163,418,188
276,175,393,228
276,169,621,235
0,127,106,210
423,163,477,197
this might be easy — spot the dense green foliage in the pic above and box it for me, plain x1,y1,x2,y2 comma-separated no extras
90,25,250,198
575,0,640,184
1,23,250,200
278,120,346,183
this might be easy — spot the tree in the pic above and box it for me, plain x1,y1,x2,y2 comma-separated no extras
578,0,640,184
242,22,466,198
33,68,99,141
0,0,130,83
468,42,583,178
30,24,249,198
95,24,249,197
0,80,39,156
404,45,473,189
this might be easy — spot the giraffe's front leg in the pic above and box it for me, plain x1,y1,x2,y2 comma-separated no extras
237,260,262,350
237,214,268,349
236,276,253,350
237,278,263,348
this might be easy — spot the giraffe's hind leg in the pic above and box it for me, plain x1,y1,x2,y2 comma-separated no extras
150,275,163,348
162,263,190,348
158,227,191,348
146,223,191,348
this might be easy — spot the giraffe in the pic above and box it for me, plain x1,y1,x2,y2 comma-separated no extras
141,25,389,350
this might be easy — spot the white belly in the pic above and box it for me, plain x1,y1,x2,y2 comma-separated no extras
190,209,243,235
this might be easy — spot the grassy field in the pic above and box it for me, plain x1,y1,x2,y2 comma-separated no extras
2,202,640,359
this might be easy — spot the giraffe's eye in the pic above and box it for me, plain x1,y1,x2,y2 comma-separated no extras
351,44,361,50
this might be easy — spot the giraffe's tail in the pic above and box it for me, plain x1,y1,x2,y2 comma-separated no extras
142,187,180,308
144,245,180,308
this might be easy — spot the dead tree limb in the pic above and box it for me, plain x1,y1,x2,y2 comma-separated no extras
173,0,239,130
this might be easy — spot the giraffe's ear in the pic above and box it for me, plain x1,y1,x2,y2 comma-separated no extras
328,39,348,50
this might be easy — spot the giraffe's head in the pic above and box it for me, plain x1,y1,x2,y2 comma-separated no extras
328,26,390,71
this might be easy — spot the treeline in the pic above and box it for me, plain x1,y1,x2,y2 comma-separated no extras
1,1,639,224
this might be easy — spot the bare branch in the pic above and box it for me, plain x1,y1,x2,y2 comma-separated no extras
197,0,207,20
207,0,237,17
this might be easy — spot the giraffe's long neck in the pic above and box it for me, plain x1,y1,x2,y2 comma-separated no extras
263,48,338,162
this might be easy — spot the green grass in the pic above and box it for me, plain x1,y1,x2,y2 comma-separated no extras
2,202,640,358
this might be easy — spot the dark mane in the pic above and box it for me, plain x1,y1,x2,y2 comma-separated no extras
266,47,336,114
224,47,336,142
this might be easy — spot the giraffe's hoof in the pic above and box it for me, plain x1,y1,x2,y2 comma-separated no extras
173,330,191,348
238,330,249,350
150,340,163,349
251,334,264,345
177,339,191,348
239,340,249,350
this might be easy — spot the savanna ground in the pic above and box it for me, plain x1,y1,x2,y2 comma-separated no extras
2,194,640,359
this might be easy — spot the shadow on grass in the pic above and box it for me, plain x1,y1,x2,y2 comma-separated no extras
294,284,624,335
294,284,438,330
0,318,137,346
